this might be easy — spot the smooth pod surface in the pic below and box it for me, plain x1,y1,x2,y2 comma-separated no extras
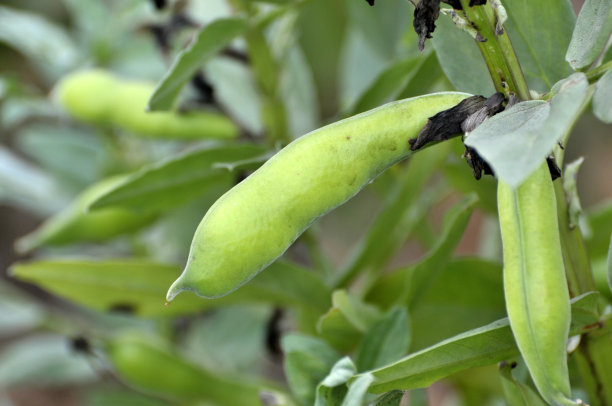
167,92,470,300
498,163,575,405
55,69,238,139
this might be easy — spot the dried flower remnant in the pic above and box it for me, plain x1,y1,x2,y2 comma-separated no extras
364,0,375,5
414,0,441,50
409,95,486,150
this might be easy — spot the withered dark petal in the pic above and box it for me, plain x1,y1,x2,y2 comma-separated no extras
414,0,441,51
546,155,562,180
469,0,487,5
505,94,521,110
410,95,486,151
484,92,505,113
464,145,493,180
365,0,375,5
441,0,462,8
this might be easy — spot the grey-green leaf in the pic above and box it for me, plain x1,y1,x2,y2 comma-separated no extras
341,372,374,406
359,293,599,393
565,0,612,70
607,234,612,294
356,307,411,371
89,143,268,213
499,362,548,406
148,18,248,111
503,0,575,92
10,259,330,317
593,69,612,123
282,334,341,406
432,13,495,95
315,357,356,406
465,73,590,188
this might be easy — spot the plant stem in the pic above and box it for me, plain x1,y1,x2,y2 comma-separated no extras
586,59,612,83
456,0,530,99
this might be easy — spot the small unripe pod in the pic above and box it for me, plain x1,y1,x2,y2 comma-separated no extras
166,92,469,300
54,69,238,139
15,176,155,252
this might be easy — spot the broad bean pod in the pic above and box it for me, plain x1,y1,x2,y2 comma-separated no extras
55,70,238,139
166,92,469,301
498,163,577,405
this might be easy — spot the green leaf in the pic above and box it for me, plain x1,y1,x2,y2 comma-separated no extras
0,6,78,79
409,258,505,351
562,157,589,231
315,357,356,406
356,294,599,393
585,200,612,258
341,372,374,406
0,145,67,215
107,333,277,405
355,307,411,371
89,143,268,213
0,334,96,389
366,195,478,309
335,143,451,287
566,0,612,70
349,57,422,115
148,18,248,111
503,0,575,92
593,69,612,123
10,259,330,317
317,291,382,352
282,334,341,406
607,235,612,295
432,12,495,95
85,388,170,406
372,391,404,406
397,51,445,99
499,362,548,406
465,73,590,188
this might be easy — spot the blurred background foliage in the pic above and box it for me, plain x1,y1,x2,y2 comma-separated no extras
0,0,610,405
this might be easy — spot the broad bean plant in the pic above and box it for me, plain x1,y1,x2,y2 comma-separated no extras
1,0,611,405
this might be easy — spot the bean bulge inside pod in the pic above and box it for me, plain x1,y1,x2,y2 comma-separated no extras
166,92,469,301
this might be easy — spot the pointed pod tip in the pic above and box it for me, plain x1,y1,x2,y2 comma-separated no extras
165,276,186,302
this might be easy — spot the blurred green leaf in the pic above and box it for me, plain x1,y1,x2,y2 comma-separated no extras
0,334,96,389
282,333,341,406
0,285,42,337
0,6,78,79
16,124,115,190
409,258,505,351
593,69,612,123
443,153,497,214
372,390,404,406
432,12,495,95
183,306,269,374
10,259,329,317
397,51,445,99
356,307,411,372
149,18,248,111
317,291,382,352
342,372,374,406
607,236,612,298
358,293,599,394
85,388,171,406
89,143,268,213
315,357,355,406
565,0,612,70
0,145,68,215
335,143,451,287
586,200,612,258
503,0,575,92
349,57,422,115
499,362,548,406
107,332,279,405
1,97,60,129
366,194,478,309
465,73,590,188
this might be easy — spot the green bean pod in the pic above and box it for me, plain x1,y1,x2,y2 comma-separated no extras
498,163,577,405
166,92,469,300
15,175,155,252
54,69,238,139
